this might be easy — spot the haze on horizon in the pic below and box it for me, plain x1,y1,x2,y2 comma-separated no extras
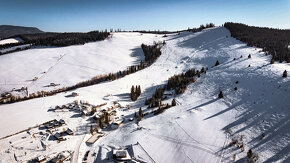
0,0,289,32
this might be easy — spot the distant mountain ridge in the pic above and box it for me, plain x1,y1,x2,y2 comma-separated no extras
0,25,43,39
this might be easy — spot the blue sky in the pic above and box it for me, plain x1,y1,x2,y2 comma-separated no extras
0,0,289,32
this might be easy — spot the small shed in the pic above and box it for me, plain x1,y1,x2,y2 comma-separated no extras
45,122,53,129
81,110,89,116
50,83,60,87
52,119,60,127
59,119,65,125
21,87,27,91
2,93,12,98
65,128,74,135
72,92,78,97
54,132,64,141
36,155,46,162
113,119,123,126
112,149,131,161
50,154,66,163
33,77,38,81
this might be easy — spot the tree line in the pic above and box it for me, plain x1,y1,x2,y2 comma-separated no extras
133,23,215,34
224,22,290,63
0,31,110,55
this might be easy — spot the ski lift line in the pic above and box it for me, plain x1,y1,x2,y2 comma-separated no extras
174,120,217,152
182,148,195,163
62,62,102,71
175,99,182,105
26,54,66,89
217,134,229,163
63,53,104,71
137,142,156,163
38,54,67,79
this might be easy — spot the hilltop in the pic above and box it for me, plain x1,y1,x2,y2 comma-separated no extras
0,25,43,39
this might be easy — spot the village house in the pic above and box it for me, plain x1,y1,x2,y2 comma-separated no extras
112,149,131,161
71,92,78,97
35,155,46,163
50,154,66,163
53,132,64,141
65,128,74,135
59,119,65,125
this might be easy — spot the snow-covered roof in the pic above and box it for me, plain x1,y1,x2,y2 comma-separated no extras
113,149,131,161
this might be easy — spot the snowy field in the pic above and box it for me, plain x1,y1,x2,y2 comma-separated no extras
0,27,289,162
0,32,162,96
0,37,23,45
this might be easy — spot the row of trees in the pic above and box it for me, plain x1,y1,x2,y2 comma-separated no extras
145,68,205,108
130,85,141,101
199,23,215,30
187,23,215,33
141,42,163,64
20,31,110,47
224,22,290,63
166,68,198,94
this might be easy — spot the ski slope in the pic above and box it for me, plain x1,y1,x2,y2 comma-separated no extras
0,27,289,162
0,32,162,95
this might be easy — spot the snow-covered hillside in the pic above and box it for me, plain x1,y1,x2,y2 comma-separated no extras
0,27,289,162
0,33,162,95
0,37,23,45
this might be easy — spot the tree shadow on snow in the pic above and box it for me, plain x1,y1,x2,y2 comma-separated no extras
130,47,145,65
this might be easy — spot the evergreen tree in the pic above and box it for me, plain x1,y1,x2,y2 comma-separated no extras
130,85,136,101
215,60,220,66
247,149,253,158
138,108,143,120
145,98,150,105
218,91,224,98
171,99,177,106
283,70,287,78
104,112,109,124
270,57,275,64
201,67,205,73
98,118,103,129
248,54,251,58
90,125,94,134
137,85,141,96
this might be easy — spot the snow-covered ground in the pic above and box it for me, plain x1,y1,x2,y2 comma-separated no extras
0,37,23,45
0,32,162,95
0,27,289,162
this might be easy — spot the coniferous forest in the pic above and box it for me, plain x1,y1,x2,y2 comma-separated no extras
224,22,290,63
0,31,110,53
